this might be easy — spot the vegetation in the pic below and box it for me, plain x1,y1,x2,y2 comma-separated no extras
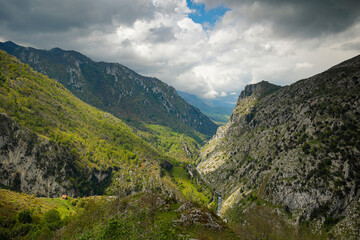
137,124,206,162
170,165,212,205
0,189,237,240
223,191,330,240
0,49,216,199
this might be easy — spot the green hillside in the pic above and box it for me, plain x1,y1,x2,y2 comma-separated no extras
0,49,159,167
0,50,214,202
0,41,217,162
0,189,238,240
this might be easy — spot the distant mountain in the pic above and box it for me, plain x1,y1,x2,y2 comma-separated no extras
198,57,360,238
177,91,233,124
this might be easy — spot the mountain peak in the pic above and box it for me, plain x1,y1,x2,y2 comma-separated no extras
329,54,360,70
238,80,281,100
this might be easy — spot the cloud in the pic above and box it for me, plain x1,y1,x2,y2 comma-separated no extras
195,0,360,38
0,0,156,32
0,0,359,100
295,62,314,70
147,25,175,43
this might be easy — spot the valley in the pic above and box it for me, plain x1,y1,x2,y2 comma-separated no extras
0,44,359,239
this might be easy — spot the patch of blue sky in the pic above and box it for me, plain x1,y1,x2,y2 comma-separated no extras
186,0,230,29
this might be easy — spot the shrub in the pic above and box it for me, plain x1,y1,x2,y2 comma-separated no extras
11,223,33,237
17,209,32,224
43,209,61,224
0,228,10,240
302,143,310,154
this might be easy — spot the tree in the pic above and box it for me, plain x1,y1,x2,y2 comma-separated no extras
17,209,32,224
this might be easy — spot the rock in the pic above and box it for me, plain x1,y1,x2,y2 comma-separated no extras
174,202,223,231
0,113,111,197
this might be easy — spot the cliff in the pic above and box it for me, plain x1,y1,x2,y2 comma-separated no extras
198,55,360,238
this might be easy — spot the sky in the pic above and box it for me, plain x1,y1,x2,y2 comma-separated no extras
0,0,360,101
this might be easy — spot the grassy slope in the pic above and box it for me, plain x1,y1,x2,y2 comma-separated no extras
136,124,206,163
0,189,238,240
0,50,162,171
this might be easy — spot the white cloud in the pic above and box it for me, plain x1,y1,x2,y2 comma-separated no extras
295,62,314,70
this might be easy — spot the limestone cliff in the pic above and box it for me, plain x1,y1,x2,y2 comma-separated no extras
198,56,360,237
0,113,111,197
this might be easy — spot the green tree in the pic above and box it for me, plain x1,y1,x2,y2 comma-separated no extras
17,209,32,224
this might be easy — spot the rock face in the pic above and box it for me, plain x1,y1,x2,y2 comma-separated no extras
0,113,77,197
0,41,218,137
198,56,360,235
0,113,111,197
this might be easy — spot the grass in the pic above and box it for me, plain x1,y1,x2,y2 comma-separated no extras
170,166,213,206
0,189,77,220
137,124,206,162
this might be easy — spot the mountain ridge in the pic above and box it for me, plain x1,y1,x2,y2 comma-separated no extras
0,41,218,136
0,40,219,162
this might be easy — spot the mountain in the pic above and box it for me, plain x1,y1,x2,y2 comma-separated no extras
198,57,360,238
0,49,163,197
177,91,233,124
0,41,218,161
0,50,216,204
0,50,237,239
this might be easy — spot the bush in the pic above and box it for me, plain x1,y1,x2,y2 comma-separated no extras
11,223,33,237
0,228,10,240
302,143,310,154
27,226,53,240
43,209,61,224
17,209,32,224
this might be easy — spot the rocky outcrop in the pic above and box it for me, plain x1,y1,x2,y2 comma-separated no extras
198,55,360,236
174,202,223,231
0,113,111,197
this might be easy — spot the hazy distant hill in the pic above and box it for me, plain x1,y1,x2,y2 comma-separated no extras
178,91,233,124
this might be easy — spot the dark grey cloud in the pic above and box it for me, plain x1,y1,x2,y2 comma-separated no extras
147,25,175,43
198,0,360,38
0,0,155,33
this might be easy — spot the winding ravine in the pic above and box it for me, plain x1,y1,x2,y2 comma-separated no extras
196,158,223,216
216,194,222,215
